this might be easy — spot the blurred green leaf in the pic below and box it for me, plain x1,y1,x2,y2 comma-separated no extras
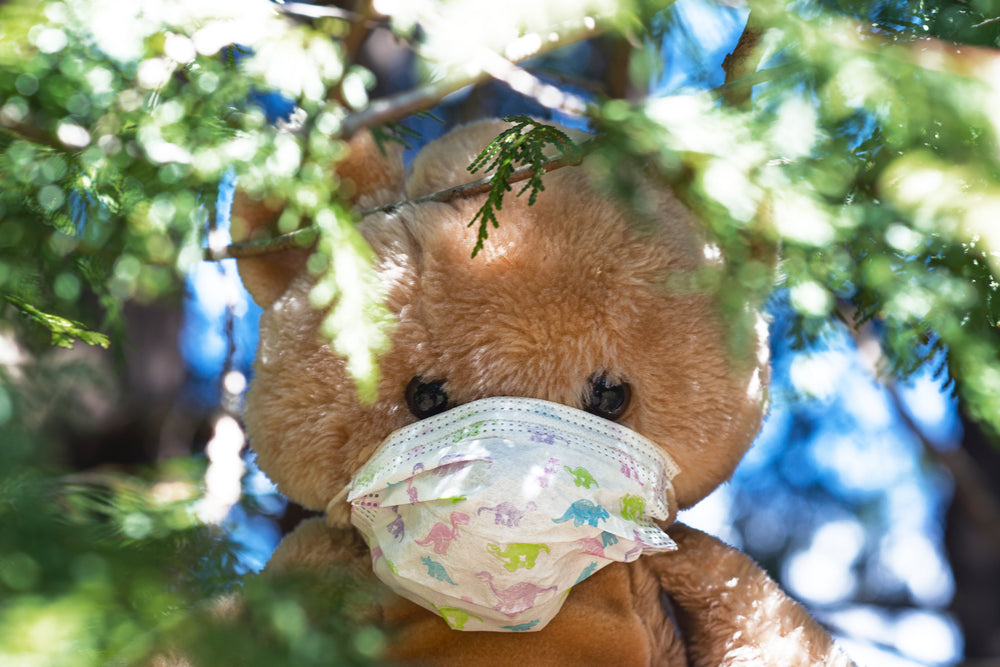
6,295,109,349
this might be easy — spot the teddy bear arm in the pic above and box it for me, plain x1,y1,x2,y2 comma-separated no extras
264,516,370,574
649,523,854,667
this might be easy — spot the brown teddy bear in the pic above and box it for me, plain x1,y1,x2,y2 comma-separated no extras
233,119,852,666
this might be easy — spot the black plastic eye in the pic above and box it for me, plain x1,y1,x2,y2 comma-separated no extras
584,374,631,421
405,377,450,419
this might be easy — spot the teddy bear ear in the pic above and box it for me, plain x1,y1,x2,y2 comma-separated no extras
232,131,406,308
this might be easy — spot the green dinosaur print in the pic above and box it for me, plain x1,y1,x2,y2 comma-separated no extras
563,465,599,489
354,469,376,487
620,493,645,521
437,606,483,630
486,542,551,572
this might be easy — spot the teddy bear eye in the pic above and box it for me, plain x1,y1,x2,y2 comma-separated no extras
405,377,450,419
583,373,631,421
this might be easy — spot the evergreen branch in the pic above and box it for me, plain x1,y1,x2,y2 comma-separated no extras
465,115,579,257
5,295,110,349
207,142,587,261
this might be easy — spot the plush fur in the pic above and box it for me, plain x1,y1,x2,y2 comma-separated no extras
234,120,852,666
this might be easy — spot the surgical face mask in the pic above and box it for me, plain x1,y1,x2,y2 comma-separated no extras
344,396,680,632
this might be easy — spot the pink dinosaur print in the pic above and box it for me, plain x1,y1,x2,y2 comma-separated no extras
414,511,470,555
407,462,426,503
475,571,558,618
576,535,605,557
618,452,645,486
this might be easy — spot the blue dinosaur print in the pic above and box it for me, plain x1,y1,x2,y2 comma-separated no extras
600,531,619,547
552,499,610,527
574,561,599,585
501,619,541,631
421,556,458,585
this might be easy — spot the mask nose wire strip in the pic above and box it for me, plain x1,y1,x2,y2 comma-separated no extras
326,485,351,528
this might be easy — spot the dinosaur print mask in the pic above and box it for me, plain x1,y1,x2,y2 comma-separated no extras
345,397,681,632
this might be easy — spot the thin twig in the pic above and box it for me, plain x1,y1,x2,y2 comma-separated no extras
342,0,377,63
843,303,1000,553
885,381,1000,553
0,117,65,152
208,148,586,261
476,48,590,117
972,16,1000,28
274,2,362,22
339,16,606,137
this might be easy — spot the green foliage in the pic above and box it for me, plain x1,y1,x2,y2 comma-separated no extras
0,375,228,664
0,0,397,393
466,115,578,257
3,0,1000,662
5,296,109,349
602,0,1000,430
0,358,387,666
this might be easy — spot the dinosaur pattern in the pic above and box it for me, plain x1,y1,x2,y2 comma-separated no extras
620,493,646,521
350,397,680,632
438,606,483,630
576,535,606,557
501,619,541,632
386,506,405,541
563,465,599,489
414,511,470,555
477,501,537,527
618,451,646,486
422,555,458,585
552,499,610,527
487,542,551,572
535,457,560,489
476,571,559,617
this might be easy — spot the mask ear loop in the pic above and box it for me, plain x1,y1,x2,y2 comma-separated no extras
325,485,351,528
662,477,678,526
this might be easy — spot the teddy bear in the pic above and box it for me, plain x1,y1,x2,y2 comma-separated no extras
232,118,852,666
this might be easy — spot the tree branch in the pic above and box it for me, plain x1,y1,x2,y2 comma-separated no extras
885,380,1000,553
207,148,585,261
843,304,1000,553
274,2,364,22
0,116,65,152
476,48,589,117
709,64,797,102
720,12,766,107
339,15,606,137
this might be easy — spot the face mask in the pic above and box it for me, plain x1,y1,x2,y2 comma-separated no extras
343,396,680,632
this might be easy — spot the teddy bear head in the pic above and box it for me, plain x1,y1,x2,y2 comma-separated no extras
234,119,769,520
